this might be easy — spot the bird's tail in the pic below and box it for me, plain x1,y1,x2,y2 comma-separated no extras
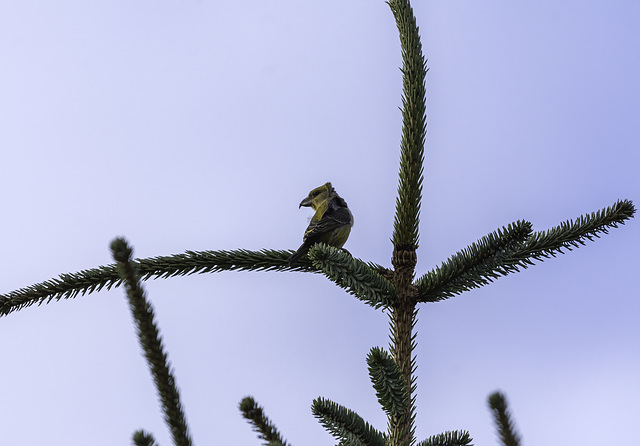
288,242,311,266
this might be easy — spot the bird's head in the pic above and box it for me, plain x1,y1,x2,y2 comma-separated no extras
299,182,335,210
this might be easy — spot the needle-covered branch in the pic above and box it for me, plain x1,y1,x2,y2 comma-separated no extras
312,397,386,446
111,237,193,446
415,220,533,302
416,431,473,446
239,396,291,446
512,199,634,262
133,430,161,446
308,244,397,309
389,0,428,250
0,248,315,317
417,199,635,302
488,392,521,446
367,347,410,418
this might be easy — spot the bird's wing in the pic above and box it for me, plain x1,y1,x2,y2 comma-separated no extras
303,202,352,241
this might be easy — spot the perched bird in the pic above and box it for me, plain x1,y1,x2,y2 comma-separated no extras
288,182,354,266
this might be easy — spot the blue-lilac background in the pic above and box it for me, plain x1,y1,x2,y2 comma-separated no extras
1,1,638,445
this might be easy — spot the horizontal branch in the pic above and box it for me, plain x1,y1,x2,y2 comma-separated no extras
418,199,635,302
417,430,473,446
415,221,533,302
0,246,390,317
308,244,397,309
0,249,313,317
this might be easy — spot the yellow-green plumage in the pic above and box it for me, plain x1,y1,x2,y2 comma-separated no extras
288,182,354,266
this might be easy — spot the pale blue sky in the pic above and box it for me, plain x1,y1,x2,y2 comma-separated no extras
1,1,638,445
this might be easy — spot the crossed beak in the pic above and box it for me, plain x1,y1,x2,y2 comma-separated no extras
299,196,313,208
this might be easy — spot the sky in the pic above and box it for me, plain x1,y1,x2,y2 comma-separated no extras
0,1,638,445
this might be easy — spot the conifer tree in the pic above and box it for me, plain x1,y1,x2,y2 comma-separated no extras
0,0,634,445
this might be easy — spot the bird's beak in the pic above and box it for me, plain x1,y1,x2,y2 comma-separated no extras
299,196,313,208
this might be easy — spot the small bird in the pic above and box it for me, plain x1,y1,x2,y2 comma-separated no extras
288,182,354,266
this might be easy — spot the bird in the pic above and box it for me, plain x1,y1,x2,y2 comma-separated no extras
288,182,354,266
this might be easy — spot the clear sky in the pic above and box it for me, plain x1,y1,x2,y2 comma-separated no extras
1,1,638,445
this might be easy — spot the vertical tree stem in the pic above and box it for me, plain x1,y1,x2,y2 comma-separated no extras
389,249,418,446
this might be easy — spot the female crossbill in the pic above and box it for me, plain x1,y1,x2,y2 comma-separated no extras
288,182,354,266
